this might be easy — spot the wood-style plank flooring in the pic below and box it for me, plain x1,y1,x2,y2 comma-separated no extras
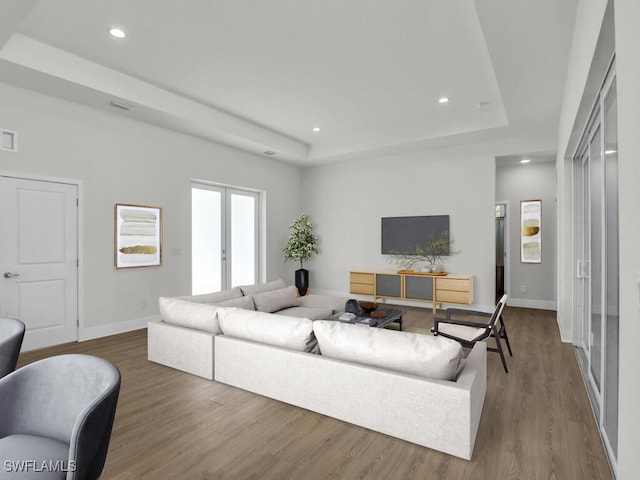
17,306,613,479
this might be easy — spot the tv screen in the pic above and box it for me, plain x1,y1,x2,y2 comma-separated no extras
381,215,449,255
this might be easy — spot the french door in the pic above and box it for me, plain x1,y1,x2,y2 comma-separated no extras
191,183,260,294
573,61,618,472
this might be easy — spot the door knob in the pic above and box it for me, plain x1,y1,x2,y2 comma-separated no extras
3,272,19,278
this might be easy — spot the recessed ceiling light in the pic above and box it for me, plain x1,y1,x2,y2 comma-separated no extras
520,159,531,164
438,97,449,104
108,27,126,39
312,127,321,132
605,149,617,155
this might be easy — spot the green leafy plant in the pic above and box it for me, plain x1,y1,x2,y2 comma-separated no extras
386,231,460,270
414,231,460,266
283,213,319,269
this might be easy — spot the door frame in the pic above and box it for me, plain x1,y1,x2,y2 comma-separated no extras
495,200,511,300
0,170,83,343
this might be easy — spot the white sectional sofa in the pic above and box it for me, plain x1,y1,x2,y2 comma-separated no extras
147,280,487,459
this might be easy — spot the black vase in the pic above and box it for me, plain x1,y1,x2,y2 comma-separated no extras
295,268,309,296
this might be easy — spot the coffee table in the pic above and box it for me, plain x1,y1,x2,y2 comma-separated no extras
327,307,404,330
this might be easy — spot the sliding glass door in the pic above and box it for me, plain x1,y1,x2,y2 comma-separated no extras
192,183,260,294
573,61,618,472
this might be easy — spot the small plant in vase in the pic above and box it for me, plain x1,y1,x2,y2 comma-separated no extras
414,231,460,272
386,231,460,273
283,213,319,295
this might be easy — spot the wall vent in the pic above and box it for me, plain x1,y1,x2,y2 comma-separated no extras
0,128,17,152
109,100,136,111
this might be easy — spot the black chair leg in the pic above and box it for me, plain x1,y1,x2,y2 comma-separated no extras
499,319,513,356
493,331,509,373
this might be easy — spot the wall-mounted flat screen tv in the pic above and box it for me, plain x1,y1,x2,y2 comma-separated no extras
381,215,450,255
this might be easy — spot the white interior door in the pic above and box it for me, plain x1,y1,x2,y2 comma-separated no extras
0,176,78,350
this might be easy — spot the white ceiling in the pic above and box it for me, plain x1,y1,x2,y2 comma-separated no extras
0,0,577,166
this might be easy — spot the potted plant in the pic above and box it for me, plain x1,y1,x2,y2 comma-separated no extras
283,213,319,295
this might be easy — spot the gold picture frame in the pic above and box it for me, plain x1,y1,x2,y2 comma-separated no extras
114,203,162,268
520,199,541,263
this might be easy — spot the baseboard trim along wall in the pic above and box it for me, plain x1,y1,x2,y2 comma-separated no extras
507,298,557,311
80,314,160,342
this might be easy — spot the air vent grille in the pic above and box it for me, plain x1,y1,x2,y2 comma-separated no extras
0,128,17,152
109,100,136,111
263,151,277,156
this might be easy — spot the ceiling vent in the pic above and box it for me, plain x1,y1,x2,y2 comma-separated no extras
109,100,136,111
263,151,277,156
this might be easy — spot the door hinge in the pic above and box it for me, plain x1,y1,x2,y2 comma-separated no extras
76,259,79,267
77,319,79,327
76,198,79,206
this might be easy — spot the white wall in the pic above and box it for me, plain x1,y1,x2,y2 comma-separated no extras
613,1,640,477
0,81,302,337
496,162,556,309
302,150,496,311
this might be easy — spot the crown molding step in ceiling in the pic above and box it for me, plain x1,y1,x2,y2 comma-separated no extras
0,0,578,165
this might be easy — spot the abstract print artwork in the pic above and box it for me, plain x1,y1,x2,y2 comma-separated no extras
115,204,162,268
520,200,541,263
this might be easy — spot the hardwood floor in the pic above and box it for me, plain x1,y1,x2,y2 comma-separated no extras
17,306,613,480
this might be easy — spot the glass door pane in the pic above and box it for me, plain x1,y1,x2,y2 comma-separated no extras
589,123,603,396
603,78,619,456
229,191,258,287
192,186,223,294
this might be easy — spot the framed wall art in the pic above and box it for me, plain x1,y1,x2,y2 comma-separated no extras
114,204,162,268
520,199,541,263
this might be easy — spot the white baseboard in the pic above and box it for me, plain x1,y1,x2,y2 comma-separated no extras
79,314,160,342
507,298,557,311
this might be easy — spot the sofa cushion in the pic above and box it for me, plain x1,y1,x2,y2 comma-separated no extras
239,279,287,296
252,285,299,313
214,295,255,310
313,320,463,381
277,306,333,320
217,307,317,353
178,286,243,304
298,294,347,314
159,297,222,334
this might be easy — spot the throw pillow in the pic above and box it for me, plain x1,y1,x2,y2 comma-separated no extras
252,285,299,313
215,295,255,310
178,286,243,304
313,320,463,381
239,279,287,296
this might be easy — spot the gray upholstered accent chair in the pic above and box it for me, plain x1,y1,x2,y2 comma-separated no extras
0,317,25,379
0,354,121,479
432,293,513,373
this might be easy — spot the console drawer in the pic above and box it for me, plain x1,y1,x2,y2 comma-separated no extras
437,278,470,292
351,283,375,295
436,290,471,304
350,272,374,285
350,272,375,295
